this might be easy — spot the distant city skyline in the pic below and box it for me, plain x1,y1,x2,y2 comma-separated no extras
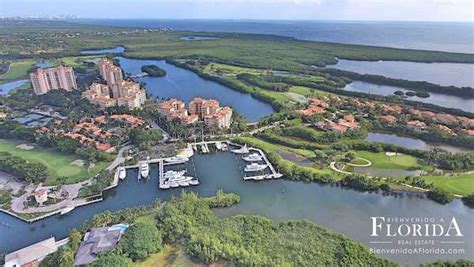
0,0,473,22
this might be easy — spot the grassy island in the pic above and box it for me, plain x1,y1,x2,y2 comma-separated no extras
141,64,167,77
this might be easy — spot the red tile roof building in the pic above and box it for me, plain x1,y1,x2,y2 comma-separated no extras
159,97,232,128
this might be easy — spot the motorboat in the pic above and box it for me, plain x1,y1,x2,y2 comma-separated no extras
178,180,190,186
244,163,268,172
160,183,170,189
170,181,179,188
118,167,126,180
140,163,149,179
221,143,228,151
254,176,265,181
232,144,249,154
215,142,222,150
189,179,200,186
273,173,284,179
60,206,75,215
164,170,186,179
165,156,189,164
242,153,263,162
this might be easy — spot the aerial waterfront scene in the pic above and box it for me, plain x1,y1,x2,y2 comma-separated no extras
0,0,473,266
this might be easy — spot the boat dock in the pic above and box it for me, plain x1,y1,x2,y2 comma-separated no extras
243,147,283,181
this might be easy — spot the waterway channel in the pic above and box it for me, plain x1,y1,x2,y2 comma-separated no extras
116,57,274,121
366,132,472,154
0,151,472,265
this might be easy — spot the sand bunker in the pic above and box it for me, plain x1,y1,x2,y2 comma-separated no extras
70,159,85,167
16,143,35,150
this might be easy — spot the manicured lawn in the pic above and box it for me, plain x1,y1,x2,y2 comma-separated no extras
289,86,332,97
354,150,429,170
236,136,334,175
1,60,36,80
419,174,474,196
0,140,110,185
133,245,194,267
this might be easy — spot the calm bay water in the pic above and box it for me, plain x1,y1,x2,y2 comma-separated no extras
116,57,274,121
0,151,472,265
365,132,472,154
73,19,474,54
332,59,474,88
344,81,474,113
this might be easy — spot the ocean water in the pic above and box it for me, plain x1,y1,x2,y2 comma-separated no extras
73,19,474,53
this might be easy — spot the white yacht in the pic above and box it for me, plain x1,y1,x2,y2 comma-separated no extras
221,143,228,151
118,167,126,180
140,163,149,179
160,183,170,189
165,156,189,164
170,181,179,188
242,153,263,162
189,179,200,186
215,142,222,150
244,163,268,172
163,170,186,180
232,144,249,154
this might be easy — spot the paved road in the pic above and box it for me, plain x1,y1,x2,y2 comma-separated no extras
106,144,134,172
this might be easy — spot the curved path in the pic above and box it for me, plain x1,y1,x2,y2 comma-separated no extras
345,157,372,167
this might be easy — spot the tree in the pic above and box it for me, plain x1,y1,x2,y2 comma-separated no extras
121,220,163,261
90,251,132,267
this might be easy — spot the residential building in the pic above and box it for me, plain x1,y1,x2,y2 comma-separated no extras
407,120,428,131
74,224,128,266
82,62,146,109
33,188,48,205
30,65,77,95
189,97,220,119
4,237,58,267
158,97,232,128
204,106,233,129
97,59,123,95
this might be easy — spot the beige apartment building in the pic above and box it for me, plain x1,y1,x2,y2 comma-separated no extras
82,59,146,109
158,97,232,128
29,65,77,95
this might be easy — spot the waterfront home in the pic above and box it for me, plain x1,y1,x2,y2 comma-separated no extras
82,59,146,109
406,120,428,132
4,237,58,267
158,97,233,128
74,224,128,266
379,115,397,124
33,188,48,205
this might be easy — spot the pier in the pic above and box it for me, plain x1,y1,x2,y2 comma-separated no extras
242,147,283,181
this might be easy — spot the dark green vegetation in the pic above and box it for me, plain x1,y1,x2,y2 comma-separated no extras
119,220,163,261
35,192,396,266
129,128,163,150
426,188,455,205
461,194,474,208
420,260,474,267
77,171,114,198
141,64,167,77
0,151,48,183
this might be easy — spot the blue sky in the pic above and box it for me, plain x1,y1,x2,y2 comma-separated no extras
0,0,472,21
